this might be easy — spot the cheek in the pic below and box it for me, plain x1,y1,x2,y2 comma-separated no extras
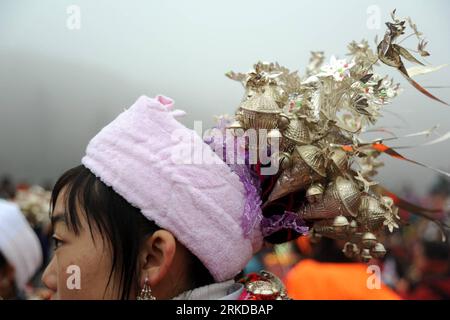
56,237,114,299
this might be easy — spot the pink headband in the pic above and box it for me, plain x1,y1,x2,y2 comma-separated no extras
82,95,263,281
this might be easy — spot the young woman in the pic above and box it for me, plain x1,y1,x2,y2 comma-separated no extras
41,95,290,300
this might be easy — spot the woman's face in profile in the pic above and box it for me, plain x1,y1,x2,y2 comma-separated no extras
41,189,127,299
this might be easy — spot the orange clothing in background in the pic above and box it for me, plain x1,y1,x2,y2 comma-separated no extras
284,259,401,300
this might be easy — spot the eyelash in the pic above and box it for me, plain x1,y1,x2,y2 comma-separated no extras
52,235,63,251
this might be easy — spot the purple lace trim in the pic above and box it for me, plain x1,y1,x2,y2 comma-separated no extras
261,211,309,237
204,119,309,239
204,119,263,238
205,122,308,239
229,163,263,237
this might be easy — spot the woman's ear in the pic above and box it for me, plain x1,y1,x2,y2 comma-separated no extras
138,230,177,288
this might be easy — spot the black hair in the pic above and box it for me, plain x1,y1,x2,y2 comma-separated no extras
0,251,7,270
51,165,214,300
0,251,20,300
0,176,16,199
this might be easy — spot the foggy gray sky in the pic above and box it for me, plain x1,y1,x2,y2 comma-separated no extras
0,0,449,194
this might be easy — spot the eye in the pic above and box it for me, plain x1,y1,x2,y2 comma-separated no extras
52,235,64,251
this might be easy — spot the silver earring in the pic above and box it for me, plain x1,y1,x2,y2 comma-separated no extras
137,277,156,300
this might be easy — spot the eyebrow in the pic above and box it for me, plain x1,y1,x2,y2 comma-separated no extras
51,214,67,227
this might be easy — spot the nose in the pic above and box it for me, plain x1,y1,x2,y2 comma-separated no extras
42,258,58,294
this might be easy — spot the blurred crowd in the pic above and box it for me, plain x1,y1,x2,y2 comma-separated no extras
1,174,449,300
248,176,450,300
